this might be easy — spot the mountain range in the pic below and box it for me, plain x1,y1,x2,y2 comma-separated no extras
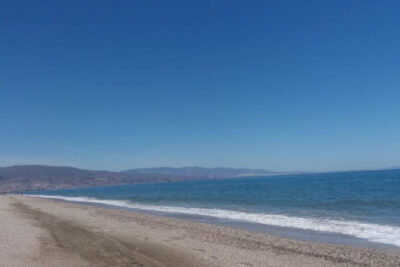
0,165,275,193
122,166,274,177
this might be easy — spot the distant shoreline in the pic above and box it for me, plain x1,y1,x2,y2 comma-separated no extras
2,164,399,194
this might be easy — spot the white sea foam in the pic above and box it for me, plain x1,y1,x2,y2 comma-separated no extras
27,194,400,247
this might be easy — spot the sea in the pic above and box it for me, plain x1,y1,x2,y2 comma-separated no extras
25,169,400,249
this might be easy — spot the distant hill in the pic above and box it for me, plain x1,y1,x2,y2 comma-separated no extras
0,165,205,193
122,166,274,178
0,165,281,193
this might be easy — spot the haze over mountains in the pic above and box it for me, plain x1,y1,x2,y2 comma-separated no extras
0,165,275,193
123,167,274,177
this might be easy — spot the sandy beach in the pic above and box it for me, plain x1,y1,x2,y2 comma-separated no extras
0,195,399,266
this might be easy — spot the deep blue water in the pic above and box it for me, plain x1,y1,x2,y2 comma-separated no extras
27,169,400,247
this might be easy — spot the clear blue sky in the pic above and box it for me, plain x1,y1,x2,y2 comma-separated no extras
1,1,399,171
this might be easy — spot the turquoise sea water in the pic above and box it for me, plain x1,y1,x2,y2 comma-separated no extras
27,169,400,247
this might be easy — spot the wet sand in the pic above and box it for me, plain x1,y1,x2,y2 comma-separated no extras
1,195,399,266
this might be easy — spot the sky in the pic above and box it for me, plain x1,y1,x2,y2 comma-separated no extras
1,0,400,172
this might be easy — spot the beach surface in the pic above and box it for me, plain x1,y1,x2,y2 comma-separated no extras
1,195,399,266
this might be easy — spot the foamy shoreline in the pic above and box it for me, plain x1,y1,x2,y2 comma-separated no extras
1,195,400,266
27,194,400,247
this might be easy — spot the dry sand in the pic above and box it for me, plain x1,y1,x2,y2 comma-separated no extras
1,195,399,266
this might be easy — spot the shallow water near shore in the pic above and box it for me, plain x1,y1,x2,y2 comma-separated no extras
26,169,400,249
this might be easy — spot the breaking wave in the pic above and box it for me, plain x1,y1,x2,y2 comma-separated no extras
28,194,400,247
